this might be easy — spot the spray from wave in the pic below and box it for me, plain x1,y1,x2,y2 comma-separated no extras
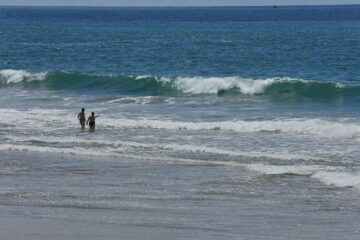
1,69,359,100
0,69,47,83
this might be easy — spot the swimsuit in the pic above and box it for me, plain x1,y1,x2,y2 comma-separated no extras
89,121,95,130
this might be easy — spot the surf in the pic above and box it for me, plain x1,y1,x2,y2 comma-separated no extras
1,69,360,101
1,108,360,139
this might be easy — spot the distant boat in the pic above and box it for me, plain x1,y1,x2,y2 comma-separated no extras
273,6,278,9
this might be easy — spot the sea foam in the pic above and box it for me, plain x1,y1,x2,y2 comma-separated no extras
100,117,360,139
312,171,360,189
168,76,291,95
0,69,47,83
0,108,359,139
242,163,360,190
5,135,318,161
245,163,338,176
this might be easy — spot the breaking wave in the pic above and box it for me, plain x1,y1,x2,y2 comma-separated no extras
246,163,360,189
1,69,359,100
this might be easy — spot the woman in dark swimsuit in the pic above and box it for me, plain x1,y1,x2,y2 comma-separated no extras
86,112,99,132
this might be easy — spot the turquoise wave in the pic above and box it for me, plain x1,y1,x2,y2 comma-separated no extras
1,70,359,100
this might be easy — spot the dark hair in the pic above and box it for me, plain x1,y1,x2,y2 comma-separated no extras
92,112,95,115
82,108,85,112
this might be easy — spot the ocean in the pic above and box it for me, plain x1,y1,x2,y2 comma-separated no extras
0,5,360,239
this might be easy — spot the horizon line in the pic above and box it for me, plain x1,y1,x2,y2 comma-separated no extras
0,4,359,7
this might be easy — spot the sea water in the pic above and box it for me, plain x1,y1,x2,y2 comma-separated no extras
0,6,360,239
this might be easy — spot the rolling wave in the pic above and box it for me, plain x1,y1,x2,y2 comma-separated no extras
1,69,359,100
246,164,360,189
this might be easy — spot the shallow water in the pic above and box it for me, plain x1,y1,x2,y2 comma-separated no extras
1,151,360,240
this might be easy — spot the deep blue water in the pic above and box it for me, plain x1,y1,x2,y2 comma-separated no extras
0,6,360,80
1,6,360,240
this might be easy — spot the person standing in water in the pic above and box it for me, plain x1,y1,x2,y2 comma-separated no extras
78,108,86,129
87,112,100,132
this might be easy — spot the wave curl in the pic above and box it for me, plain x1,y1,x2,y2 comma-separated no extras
1,69,359,100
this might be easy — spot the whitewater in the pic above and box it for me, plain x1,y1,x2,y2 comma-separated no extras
0,69,356,99
1,69,360,240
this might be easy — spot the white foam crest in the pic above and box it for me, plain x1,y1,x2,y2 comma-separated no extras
101,117,360,139
312,171,360,189
5,141,313,171
0,69,47,83
0,143,116,158
151,142,318,161
0,108,74,130
106,96,174,104
161,76,295,95
0,143,247,168
247,164,360,190
245,163,338,176
5,135,318,161
135,75,153,80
